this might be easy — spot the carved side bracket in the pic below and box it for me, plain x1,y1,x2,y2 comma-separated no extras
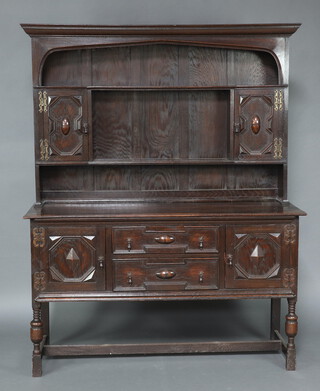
33,271,46,291
33,227,45,248
282,268,296,288
284,224,296,245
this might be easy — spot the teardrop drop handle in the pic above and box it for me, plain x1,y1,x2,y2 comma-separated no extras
225,254,233,267
82,122,89,134
127,239,132,252
199,236,204,250
98,256,104,269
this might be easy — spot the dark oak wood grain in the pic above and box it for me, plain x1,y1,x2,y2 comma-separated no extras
43,340,283,357
23,24,304,376
42,45,279,87
93,92,133,159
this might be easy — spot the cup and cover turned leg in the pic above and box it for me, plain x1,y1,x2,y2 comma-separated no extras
285,298,298,370
30,303,44,377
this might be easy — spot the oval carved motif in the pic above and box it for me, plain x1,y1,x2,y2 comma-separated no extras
61,118,70,135
251,115,260,134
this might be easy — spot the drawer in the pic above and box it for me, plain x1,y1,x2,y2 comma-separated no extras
113,258,219,291
112,225,220,254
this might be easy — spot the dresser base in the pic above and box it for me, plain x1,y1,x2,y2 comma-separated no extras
31,298,297,376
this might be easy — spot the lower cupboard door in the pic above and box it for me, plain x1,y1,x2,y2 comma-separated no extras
225,224,291,289
35,226,105,292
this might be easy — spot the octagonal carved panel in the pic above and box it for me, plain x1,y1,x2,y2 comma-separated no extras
49,236,96,283
238,95,274,157
233,233,281,280
47,95,83,156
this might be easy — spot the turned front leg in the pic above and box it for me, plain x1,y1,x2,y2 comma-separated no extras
285,298,298,370
30,304,43,377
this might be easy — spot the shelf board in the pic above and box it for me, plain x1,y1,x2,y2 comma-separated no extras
36,159,286,166
37,84,288,90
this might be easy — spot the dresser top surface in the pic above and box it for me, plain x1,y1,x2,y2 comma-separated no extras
24,201,306,220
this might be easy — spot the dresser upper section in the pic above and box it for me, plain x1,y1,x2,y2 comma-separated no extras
22,24,300,204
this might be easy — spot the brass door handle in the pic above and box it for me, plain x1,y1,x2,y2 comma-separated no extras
154,235,175,244
156,270,176,279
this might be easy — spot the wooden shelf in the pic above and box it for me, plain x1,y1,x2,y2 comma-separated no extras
36,159,286,166
36,85,289,90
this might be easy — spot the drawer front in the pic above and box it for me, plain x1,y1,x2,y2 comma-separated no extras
112,225,220,254
113,258,219,291
33,225,105,292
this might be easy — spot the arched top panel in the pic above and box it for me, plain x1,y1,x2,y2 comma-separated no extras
42,44,279,87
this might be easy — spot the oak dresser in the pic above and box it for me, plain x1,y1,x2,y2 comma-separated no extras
22,24,305,376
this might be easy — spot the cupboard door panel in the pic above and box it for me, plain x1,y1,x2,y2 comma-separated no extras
234,89,285,161
225,224,290,289
40,89,89,161
36,226,105,291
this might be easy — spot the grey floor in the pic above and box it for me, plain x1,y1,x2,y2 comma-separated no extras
1,300,319,391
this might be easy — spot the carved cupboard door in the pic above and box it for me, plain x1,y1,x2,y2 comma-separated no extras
38,89,89,161
35,226,105,292
234,88,285,161
225,224,292,289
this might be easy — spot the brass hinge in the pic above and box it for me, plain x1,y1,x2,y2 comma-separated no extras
32,227,45,248
273,138,283,159
284,224,296,245
38,91,48,113
274,90,283,111
40,139,50,161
